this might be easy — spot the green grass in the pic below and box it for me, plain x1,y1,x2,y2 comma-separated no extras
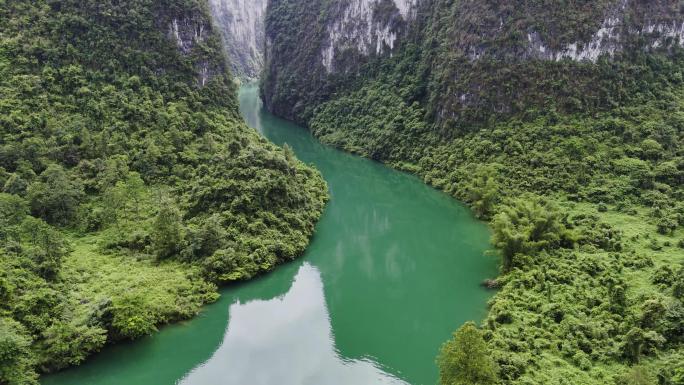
60,235,219,329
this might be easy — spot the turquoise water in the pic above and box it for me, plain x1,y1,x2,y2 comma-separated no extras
42,85,497,385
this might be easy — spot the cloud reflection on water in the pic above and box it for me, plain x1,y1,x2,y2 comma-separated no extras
179,263,408,385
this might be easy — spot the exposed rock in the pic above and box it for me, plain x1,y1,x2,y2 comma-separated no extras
208,0,267,79
168,16,208,55
261,0,684,128
321,0,419,72
524,0,684,63
164,12,222,87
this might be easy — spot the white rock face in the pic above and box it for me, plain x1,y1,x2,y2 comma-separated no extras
643,21,684,48
168,17,207,55
208,0,267,78
167,16,215,86
526,0,684,62
321,0,419,72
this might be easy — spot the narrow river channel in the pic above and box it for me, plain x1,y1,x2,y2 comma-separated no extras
42,84,497,385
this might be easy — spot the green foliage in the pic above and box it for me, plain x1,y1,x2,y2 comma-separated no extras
438,322,499,385
0,0,328,382
262,1,684,383
0,318,37,385
111,293,159,340
151,199,184,260
462,165,501,220
491,197,573,272
36,321,107,372
19,217,70,281
310,83,429,161
27,165,84,226
618,366,657,385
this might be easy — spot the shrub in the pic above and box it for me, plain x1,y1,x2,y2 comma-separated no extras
491,196,573,271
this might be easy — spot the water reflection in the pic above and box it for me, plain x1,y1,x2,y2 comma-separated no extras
180,264,407,385
41,85,496,385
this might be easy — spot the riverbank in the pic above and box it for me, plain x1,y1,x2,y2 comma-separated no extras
0,2,328,384
289,82,684,384
41,84,498,385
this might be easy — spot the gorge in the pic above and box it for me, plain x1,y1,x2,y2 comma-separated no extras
2,1,683,385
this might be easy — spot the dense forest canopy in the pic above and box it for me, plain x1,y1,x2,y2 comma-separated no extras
0,1,327,383
262,0,684,384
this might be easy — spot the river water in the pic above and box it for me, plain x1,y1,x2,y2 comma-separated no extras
42,84,497,385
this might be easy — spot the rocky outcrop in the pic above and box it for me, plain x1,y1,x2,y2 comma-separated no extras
260,0,422,123
261,0,684,128
168,16,208,55
208,0,267,79
320,0,419,72
524,0,684,62
161,7,226,87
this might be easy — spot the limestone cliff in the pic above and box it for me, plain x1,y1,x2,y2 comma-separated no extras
208,0,267,79
165,9,222,86
261,0,684,128
320,0,419,72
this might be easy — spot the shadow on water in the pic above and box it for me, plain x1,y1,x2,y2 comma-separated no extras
42,84,497,385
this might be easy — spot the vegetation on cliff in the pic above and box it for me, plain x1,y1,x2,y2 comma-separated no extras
0,1,327,383
263,0,684,383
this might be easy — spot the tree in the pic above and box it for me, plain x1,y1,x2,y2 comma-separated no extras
623,327,665,363
27,164,84,226
464,164,500,219
103,172,145,226
20,217,69,281
2,174,28,196
150,199,184,260
640,139,663,160
282,143,296,165
0,318,37,385
612,157,653,189
491,196,572,272
0,193,27,245
438,322,498,385
95,155,130,191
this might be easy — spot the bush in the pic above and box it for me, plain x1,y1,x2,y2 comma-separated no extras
491,196,573,271
27,165,84,226
37,321,107,372
617,365,657,385
0,318,37,385
110,294,158,340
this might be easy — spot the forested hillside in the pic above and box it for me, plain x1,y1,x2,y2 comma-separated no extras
262,0,684,384
0,1,327,383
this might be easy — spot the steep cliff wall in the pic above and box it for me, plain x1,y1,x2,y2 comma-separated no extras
262,0,684,129
208,0,267,78
261,0,421,123
424,0,684,128
163,2,228,87
320,0,419,72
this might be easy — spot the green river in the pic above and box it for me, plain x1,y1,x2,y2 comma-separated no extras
42,84,497,385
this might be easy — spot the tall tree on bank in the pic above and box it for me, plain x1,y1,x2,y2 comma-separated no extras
438,322,499,385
